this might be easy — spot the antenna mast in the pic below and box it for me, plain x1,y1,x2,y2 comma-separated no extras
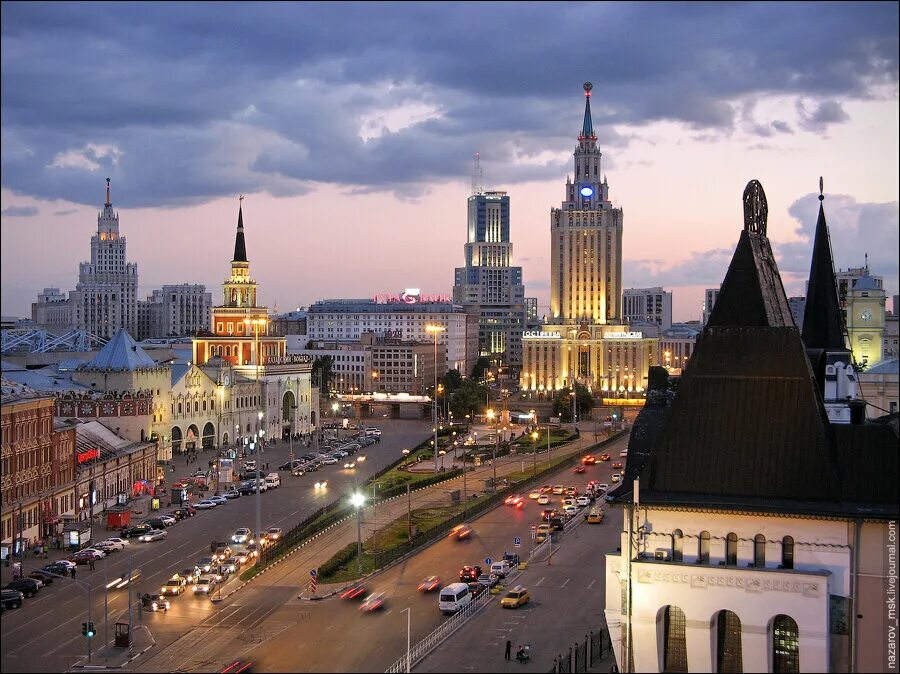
471,151,483,196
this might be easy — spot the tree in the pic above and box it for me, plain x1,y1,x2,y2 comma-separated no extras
450,378,490,420
552,383,594,421
442,368,463,393
311,355,335,398
471,356,491,381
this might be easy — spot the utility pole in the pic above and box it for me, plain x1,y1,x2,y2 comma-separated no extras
406,484,412,542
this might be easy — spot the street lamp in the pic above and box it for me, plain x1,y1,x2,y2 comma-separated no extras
371,370,379,393
425,324,445,476
531,431,539,476
351,492,366,575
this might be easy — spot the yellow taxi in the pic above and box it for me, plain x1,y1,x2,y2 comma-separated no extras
500,585,531,609
586,508,604,524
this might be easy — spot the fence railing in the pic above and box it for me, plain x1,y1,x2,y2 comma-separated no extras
548,629,613,673
385,584,493,673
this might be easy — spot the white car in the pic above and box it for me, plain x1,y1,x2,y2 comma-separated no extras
195,500,218,509
611,473,621,483
596,483,609,492
562,503,578,516
321,456,338,465
157,515,177,527
193,575,218,594
103,537,130,548
207,495,228,506
537,494,551,505
232,528,251,544
139,529,168,542
576,496,591,507
79,548,107,559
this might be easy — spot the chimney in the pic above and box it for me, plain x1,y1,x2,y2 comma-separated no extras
848,399,867,425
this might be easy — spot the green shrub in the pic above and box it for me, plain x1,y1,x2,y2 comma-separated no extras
319,542,358,579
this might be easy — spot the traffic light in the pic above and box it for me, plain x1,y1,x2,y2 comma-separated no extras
82,621,95,638
81,622,88,636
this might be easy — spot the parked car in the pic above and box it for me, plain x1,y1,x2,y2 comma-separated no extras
195,500,219,510
28,570,56,585
3,578,42,597
42,561,75,576
145,517,169,529
477,573,500,588
94,541,120,554
99,538,129,550
171,506,197,519
207,495,228,506
122,523,154,538
1,589,24,611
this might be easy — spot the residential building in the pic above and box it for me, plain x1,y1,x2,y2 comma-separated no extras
524,297,541,329
294,341,371,394
659,323,700,374
365,333,445,395
31,288,73,330
884,314,898,360
0,384,77,553
521,83,656,400
702,287,720,325
858,358,898,417
787,295,806,331
137,284,212,340
622,287,672,330
452,189,526,375
604,181,898,674
306,296,478,376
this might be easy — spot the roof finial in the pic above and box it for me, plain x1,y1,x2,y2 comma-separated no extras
105,177,111,207
742,179,769,236
865,252,868,271
579,82,595,140
818,176,824,202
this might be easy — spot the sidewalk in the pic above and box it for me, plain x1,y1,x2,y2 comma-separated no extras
69,624,155,670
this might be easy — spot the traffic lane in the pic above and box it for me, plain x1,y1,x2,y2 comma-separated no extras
0,420,431,671
241,433,630,673
417,508,624,673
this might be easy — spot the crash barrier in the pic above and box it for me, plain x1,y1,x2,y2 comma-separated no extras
384,583,493,673
549,629,612,673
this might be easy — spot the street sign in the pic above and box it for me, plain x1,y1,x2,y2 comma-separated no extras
514,537,521,548
485,557,492,566
310,569,318,578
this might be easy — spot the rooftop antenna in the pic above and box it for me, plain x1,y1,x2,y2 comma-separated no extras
471,151,483,196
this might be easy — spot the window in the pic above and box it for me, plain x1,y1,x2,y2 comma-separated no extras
754,534,766,567
726,532,738,565
672,529,683,562
781,536,794,569
699,531,710,563
772,615,799,673
716,610,743,672
660,605,688,672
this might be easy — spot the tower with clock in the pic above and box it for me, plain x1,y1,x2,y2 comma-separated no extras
846,268,886,368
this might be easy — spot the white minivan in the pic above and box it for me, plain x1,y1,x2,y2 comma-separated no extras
490,560,511,578
438,583,472,614
264,473,281,489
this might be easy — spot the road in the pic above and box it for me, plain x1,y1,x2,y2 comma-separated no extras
130,428,629,673
0,419,432,674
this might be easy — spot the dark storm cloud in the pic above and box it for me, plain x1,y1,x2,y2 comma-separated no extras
1,2,897,206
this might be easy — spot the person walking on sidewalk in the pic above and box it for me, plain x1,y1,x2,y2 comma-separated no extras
505,640,512,661
70,566,76,580
89,557,95,571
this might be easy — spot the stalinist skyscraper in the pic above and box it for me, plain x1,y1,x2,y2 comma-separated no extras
550,81,623,323
521,83,657,398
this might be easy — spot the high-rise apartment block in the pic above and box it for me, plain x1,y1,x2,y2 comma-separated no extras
702,287,720,324
622,287,672,330
136,284,212,340
452,189,526,375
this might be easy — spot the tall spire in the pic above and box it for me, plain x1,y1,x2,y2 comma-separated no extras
579,82,596,140
232,195,248,263
801,178,846,350
105,177,111,207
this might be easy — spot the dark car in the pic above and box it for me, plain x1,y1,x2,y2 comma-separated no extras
141,593,170,612
237,482,258,495
459,565,482,582
145,518,167,529
42,562,71,577
1,589,24,611
69,551,97,565
466,582,487,599
28,570,55,585
2,578,41,598
122,523,153,538
549,517,564,531
171,506,197,520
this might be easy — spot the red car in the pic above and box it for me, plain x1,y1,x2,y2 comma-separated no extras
612,461,623,469
599,454,611,462
504,494,524,507
574,466,586,474
581,455,596,465
340,584,367,600
69,551,97,565
459,565,482,582
418,576,441,592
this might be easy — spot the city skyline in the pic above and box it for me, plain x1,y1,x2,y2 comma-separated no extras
2,3,898,321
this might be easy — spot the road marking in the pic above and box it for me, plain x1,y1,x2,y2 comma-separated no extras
561,578,570,588
535,577,545,586
587,579,596,589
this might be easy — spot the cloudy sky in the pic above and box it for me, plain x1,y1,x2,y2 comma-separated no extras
2,2,898,321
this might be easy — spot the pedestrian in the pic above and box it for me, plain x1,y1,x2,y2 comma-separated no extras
56,536,62,551
89,557,95,571
70,566,76,579
505,640,512,661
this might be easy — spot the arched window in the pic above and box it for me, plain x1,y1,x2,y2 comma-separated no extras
726,532,738,565
782,536,794,569
672,529,683,562
177,402,182,414
772,615,799,673
659,605,688,672
699,531,710,563
716,610,743,672
754,534,766,567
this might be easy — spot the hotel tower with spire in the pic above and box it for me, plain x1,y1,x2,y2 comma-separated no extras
520,83,658,399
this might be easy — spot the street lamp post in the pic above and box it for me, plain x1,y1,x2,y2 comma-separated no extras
289,403,298,474
425,324,445,476
531,431,538,476
351,492,366,575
